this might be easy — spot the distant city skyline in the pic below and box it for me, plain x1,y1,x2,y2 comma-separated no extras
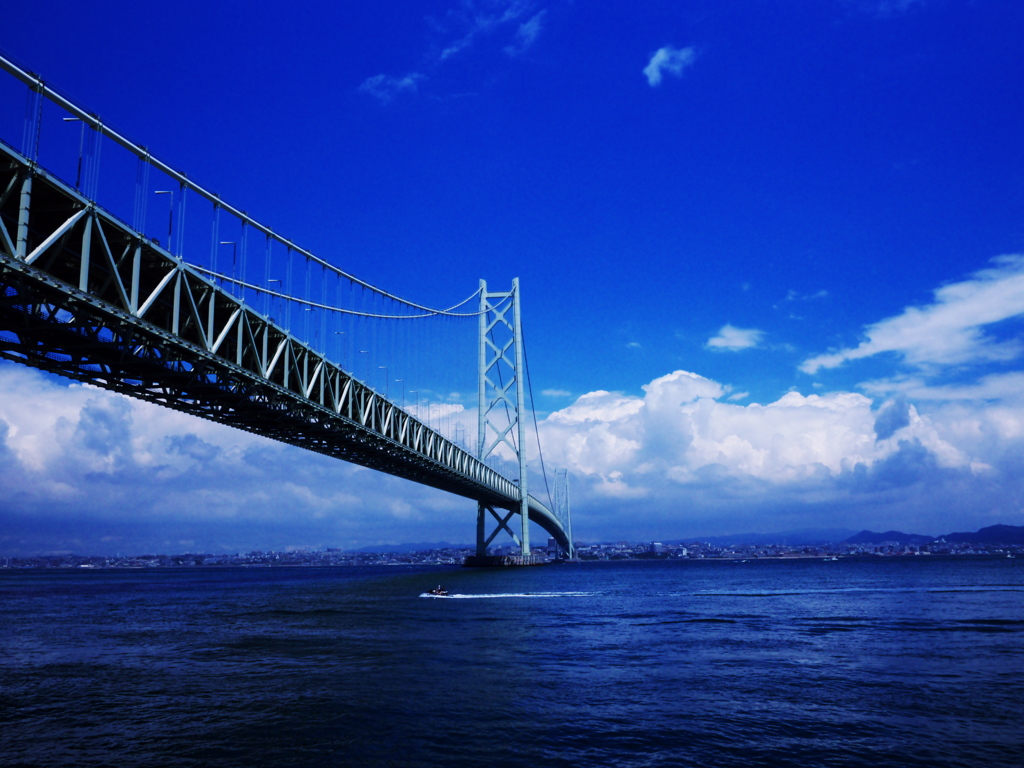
6,521,1021,567
4,1,1024,555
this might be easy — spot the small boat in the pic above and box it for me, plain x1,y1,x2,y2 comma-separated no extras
427,585,449,596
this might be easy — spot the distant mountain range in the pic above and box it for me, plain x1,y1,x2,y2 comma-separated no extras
843,524,1024,546
844,530,934,546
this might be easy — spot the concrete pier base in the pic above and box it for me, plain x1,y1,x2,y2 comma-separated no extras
463,554,547,567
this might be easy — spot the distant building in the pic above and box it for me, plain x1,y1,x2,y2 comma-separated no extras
650,542,664,554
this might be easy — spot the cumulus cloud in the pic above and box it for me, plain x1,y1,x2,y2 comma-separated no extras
874,397,911,440
536,368,1016,537
802,255,1024,374
7,349,1024,553
643,45,696,87
706,324,764,351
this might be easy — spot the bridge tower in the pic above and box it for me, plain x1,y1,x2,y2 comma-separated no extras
476,278,533,559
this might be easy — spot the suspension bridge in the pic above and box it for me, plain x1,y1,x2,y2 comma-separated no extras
0,52,573,562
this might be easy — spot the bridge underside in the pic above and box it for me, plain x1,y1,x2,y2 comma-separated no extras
0,256,500,502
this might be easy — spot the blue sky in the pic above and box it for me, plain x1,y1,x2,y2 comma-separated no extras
2,0,1024,554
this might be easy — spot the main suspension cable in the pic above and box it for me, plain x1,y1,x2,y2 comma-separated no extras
0,52,481,318
192,266,488,318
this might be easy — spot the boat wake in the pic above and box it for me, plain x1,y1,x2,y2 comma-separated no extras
420,591,596,599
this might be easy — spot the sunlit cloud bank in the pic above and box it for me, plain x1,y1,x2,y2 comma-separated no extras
538,368,1024,540
4,355,1024,554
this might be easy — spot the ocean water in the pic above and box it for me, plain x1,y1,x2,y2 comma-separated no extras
1,557,1021,767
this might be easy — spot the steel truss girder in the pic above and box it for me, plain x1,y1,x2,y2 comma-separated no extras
0,142,566,543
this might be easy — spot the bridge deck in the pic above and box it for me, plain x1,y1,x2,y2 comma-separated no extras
0,139,569,550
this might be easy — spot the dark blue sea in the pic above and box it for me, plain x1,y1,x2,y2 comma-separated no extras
1,557,1022,767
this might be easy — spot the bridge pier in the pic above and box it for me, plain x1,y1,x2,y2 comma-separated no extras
463,554,547,567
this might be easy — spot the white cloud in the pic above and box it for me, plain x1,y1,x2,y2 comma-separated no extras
7,351,1024,552
440,0,533,60
542,388,572,397
643,45,696,87
361,1,541,101
861,371,1024,403
536,368,1018,538
358,73,424,104
706,324,764,351
802,255,1024,374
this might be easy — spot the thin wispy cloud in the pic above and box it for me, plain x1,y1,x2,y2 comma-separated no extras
846,0,926,18
361,1,545,103
861,371,1024,403
782,288,829,304
542,388,572,397
505,10,546,56
706,324,764,352
643,45,696,87
802,255,1024,374
439,0,534,60
358,73,424,105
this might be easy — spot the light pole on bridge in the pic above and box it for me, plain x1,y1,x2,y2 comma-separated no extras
268,278,282,325
334,331,345,368
358,350,369,387
155,190,174,253
219,241,237,292
304,307,317,350
62,117,85,190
